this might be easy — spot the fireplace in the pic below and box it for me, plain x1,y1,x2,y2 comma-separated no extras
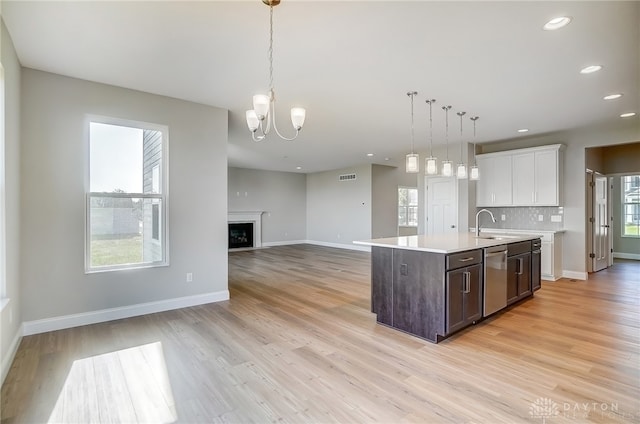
228,223,254,249
228,211,264,250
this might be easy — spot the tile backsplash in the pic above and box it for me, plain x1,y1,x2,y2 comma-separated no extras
476,206,565,231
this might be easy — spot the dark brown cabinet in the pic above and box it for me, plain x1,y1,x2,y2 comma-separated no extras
446,263,482,334
531,239,542,291
507,241,532,305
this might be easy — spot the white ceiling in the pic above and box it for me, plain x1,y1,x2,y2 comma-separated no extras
3,1,639,173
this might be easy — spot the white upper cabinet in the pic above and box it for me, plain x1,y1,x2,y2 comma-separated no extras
476,145,563,207
476,155,513,206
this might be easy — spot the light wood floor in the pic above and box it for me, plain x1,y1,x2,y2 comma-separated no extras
2,245,639,423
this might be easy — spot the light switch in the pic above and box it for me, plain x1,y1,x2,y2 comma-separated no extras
538,215,544,221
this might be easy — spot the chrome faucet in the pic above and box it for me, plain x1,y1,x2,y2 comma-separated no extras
475,209,496,237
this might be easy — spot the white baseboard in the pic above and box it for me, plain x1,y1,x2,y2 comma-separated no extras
262,240,371,252
613,252,640,260
304,240,371,252
1,325,23,386
562,270,588,280
262,240,306,247
22,290,229,336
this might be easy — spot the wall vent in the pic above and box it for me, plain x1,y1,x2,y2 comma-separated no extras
339,173,357,181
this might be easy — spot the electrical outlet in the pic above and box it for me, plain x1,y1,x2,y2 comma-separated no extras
501,214,506,221
551,215,562,222
538,215,544,221
186,272,193,283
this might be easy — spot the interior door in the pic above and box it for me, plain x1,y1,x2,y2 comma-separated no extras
426,177,458,235
593,175,610,272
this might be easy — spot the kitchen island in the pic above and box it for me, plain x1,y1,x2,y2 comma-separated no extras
354,233,542,343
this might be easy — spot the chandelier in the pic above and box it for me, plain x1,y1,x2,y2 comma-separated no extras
405,91,419,173
245,0,306,142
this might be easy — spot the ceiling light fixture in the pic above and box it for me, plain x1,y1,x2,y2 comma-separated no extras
456,111,467,179
603,93,623,100
517,128,529,133
620,112,636,118
246,0,306,142
469,116,480,181
441,105,453,177
425,99,438,175
580,65,603,74
406,91,419,173
543,16,572,30
366,153,374,157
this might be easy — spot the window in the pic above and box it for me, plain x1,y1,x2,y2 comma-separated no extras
398,187,418,227
622,175,640,237
86,118,168,272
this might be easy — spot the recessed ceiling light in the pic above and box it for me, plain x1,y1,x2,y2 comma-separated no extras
580,65,602,74
296,166,302,170
620,112,636,118
517,128,529,133
384,157,390,161
603,93,623,100
543,16,572,31
366,153,374,157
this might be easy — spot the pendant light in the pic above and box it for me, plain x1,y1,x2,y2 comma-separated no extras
441,105,453,177
469,116,480,180
245,0,306,142
425,99,438,175
456,111,467,179
405,91,419,173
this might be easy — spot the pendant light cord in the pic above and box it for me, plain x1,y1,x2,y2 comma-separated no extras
443,106,451,160
408,92,417,154
427,100,435,155
268,5,275,96
471,116,479,165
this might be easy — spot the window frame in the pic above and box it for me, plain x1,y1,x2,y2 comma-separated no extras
85,115,170,273
621,174,640,238
398,186,419,227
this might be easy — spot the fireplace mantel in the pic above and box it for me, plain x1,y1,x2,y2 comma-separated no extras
228,211,264,248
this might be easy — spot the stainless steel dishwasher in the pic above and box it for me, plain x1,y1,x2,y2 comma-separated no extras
484,245,508,317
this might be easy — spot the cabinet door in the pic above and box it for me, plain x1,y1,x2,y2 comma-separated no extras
371,247,393,325
517,253,532,298
534,149,559,205
507,256,519,304
476,155,512,206
393,250,444,340
492,155,513,206
446,268,466,333
531,250,541,291
446,264,482,334
541,241,553,278
512,153,535,205
476,156,493,206
464,264,483,324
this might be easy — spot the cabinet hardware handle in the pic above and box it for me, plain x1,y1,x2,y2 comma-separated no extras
463,272,471,293
459,257,475,262
517,258,524,275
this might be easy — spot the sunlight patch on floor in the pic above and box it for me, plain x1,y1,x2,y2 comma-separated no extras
48,341,177,423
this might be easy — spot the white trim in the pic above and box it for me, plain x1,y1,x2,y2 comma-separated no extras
22,291,229,336
262,240,306,247
228,211,264,248
305,240,371,252
562,270,588,280
613,252,640,260
1,323,23,385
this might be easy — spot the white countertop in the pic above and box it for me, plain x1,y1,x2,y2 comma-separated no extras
354,233,541,254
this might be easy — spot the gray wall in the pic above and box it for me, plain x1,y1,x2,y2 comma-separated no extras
480,121,640,276
20,69,228,322
306,164,372,247
228,167,306,243
371,164,398,238
1,19,22,381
